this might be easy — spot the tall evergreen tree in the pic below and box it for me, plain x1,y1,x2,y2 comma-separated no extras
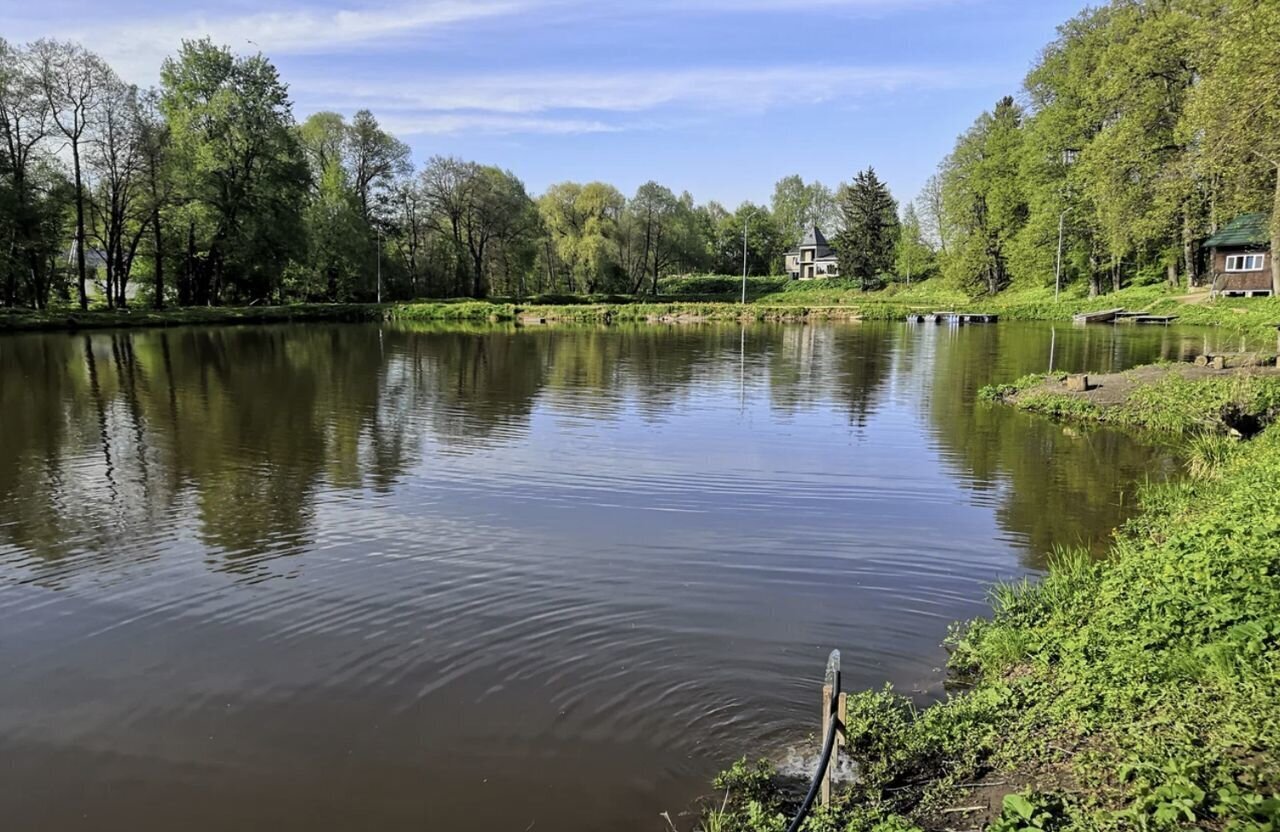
835,167,899,289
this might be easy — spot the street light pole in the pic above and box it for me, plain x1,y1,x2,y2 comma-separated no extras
1055,148,1079,302
1055,209,1066,301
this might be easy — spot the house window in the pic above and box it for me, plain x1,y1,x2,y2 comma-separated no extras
1225,253,1266,272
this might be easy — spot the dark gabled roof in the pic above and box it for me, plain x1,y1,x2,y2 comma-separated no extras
1205,213,1270,248
799,226,829,249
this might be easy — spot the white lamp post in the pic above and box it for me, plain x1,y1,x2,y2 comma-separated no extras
1054,149,1079,301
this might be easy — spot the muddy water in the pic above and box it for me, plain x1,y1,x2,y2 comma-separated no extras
0,320,1246,831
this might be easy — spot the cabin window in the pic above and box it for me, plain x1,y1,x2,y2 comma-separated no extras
1225,253,1266,272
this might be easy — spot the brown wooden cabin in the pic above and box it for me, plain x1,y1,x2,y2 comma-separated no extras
1206,213,1273,297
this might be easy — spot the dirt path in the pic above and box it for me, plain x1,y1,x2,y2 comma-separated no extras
1028,362,1280,409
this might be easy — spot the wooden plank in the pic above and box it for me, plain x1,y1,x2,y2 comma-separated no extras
1072,308,1123,324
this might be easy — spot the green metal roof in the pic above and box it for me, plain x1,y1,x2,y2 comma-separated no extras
1204,213,1270,248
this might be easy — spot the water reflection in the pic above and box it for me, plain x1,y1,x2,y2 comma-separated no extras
0,320,1225,573
0,320,1244,832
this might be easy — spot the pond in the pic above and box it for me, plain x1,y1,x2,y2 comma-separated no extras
0,320,1257,831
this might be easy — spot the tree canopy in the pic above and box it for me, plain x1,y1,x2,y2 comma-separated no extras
2,2,1277,307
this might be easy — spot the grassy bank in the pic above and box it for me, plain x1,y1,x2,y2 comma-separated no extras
704,366,1280,832
0,302,384,332
980,364,1280,436
5,279,1280,335
393,283,1280,333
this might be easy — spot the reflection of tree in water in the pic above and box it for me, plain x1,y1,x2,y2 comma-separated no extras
0,327,429,576
0,320,1189,581
765,323,899,427
921,324,1181,567
396,327,552,449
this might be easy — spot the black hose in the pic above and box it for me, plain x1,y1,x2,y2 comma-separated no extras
784,687,840,832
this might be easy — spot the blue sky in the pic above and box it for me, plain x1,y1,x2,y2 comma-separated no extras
7,0,1088,208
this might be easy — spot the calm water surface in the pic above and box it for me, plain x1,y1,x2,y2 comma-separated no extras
0,320,1255,831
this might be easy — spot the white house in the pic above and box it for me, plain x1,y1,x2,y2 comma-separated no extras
784,226,840,280
67,241,142,301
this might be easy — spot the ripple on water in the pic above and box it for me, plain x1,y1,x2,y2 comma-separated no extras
0,321,1193,832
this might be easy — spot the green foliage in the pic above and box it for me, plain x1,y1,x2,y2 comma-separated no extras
771,175,839,245
978,373,1059,403
990,792,1071,832
939,95,1027,296
924,0,1279,298
893,203,937,284
699,759,788,832
160,39,309,305
992,366,1280,436
1185,433,1241,479
835,168,900,289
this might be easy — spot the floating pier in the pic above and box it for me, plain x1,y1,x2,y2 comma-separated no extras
918,311,999,324
1132,314,1178,325
1072,308,1124,324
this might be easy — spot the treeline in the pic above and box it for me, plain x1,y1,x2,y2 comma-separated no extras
0,36,910,309
915,0,1280,297
6,0,1273,310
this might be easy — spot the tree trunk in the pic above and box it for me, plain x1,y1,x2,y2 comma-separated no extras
1183,211,1198,289
181,220,195,306
104,238,116,309
152,209,164,309
72,143,88,310
471,247,485,299
1272,168,1280,297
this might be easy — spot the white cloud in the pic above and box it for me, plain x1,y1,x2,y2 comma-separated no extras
302,64,972,117
58,1,531,82
666,0,959,10
10,0,981,137
378,113,622,136
34,0,965,84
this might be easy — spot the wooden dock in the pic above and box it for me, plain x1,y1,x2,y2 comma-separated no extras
918,311,999,324
1132,314,1178,325
1073,308,1124,324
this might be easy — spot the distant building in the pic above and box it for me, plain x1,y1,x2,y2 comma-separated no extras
1205,213,1273,297
66,241,141,301
784,226,840,280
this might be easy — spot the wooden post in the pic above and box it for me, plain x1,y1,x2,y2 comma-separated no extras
820,649,842,806
820,683,834,806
